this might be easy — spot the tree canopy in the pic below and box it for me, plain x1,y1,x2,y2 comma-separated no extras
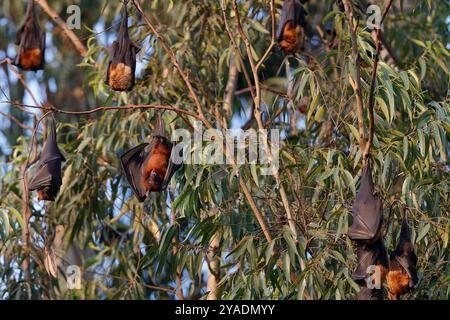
0,0,449,300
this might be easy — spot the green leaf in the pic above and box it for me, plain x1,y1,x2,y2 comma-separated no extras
347,123,360,142
416,224,431,243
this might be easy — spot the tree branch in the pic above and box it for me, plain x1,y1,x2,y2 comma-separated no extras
364,0,394,158
132,0,210,128
133,0,273,243
34,0,87,57
342,0,366,160
231,0,298,240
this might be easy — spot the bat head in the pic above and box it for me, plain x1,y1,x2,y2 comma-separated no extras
145,169,164,194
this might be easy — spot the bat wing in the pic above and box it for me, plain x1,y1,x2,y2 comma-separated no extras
129,41,140,88
160,145,183,191
120,143,149,202
348,162,383,242
29,118,64,193
105,41,119,84
15,25,24,46
393,217,418,287
29,161,53,191
39,30,46,70
276,0,307,41
353,239,388,281
353,243,377,281
40,117,65,163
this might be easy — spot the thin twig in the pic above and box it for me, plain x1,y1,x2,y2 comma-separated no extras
132,0,210,128
133,0,273,243
34,0,87,56
231,0,297,240
364,0,394,158
3,100,202,120
342,0,366,159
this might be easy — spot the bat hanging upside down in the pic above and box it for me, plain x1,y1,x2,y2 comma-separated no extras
348,160,383,244
105,2,140,92
120,113,182,202
387,215,418,300
14,1,45,71
28,117,65,201
276,0,308,54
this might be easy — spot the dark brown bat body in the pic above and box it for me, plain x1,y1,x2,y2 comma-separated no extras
387,216,418,300
105,3,140,92
276,0,307,54
120,113,182,202
348,161,383,244
29,117,65,201
14,1,45,71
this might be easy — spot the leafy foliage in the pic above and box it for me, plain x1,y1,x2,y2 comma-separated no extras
0,0,449,300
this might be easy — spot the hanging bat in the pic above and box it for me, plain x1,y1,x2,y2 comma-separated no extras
387,215,418,300
348,161,383,244
120,113,182,202
105,3,140,91
276,0,308,54
14,0,45,71
29,117,66,201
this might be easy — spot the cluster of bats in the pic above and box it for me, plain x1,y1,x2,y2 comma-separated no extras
349,162,418,300
16,0,419,299
16,1,181,203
